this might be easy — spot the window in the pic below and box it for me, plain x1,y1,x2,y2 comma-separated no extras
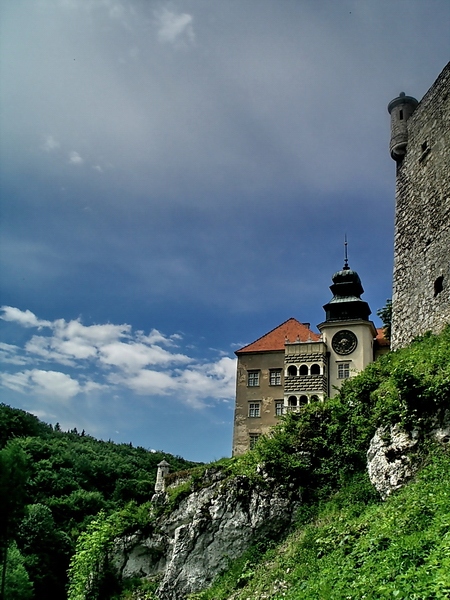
310,395,319,402
287,365,298,376
249,433,261,450
299,395,308,405
275,401,283,416
288,396,297,407
338,363,350,379
299,365,309,376
248,402,260,418
269,369,282,386
434,276,444,297
247,370,260,387
310,363,321,375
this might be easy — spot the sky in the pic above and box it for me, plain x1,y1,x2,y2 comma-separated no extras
1,0,449,462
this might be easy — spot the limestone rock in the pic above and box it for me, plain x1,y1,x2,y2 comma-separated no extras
367,425,419,499
111,468,299,600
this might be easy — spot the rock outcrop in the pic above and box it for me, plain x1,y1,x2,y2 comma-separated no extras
368,411,450,500
111,467,300,599
367,425,419,499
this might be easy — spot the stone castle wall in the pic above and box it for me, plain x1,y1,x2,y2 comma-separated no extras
391,62,450,349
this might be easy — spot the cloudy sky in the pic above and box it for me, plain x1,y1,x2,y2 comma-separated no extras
1,1,449,462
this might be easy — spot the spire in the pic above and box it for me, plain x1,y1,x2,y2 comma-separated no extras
343,234,349,270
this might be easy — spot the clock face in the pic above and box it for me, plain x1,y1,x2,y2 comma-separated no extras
332,330,358,355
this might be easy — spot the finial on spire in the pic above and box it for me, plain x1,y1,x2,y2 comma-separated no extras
343,234,349,270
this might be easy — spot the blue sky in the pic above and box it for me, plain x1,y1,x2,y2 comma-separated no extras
1,0,449,462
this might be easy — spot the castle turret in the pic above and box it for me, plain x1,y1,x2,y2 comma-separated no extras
388,92,418,161
154,460,170,493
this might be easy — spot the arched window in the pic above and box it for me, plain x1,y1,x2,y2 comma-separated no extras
288,396,297,407
287,365,298,377
310,395,319,403
310,364,320,375
299,395,308,405
299,364,309,376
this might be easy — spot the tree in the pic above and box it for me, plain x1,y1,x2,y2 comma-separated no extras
3,543,33,600
0,442,30,600
377,298,392,341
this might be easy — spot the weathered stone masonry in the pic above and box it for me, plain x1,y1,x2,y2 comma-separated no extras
390,62,450,349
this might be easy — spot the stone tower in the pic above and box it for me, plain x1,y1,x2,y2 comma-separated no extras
388,92,419,161
154,460,170,493
388,62,450,349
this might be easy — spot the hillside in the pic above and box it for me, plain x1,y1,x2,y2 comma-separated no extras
0,405,197,600
2,326,450,600
64,325,450,600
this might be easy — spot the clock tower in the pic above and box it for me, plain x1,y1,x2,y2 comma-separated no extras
318,257,377,396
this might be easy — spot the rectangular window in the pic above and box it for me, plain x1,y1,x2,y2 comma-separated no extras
269,369,282,386
247,370,260,387
249,433,260,450
338,363,350,379
275,401,283,416
248,402,260,418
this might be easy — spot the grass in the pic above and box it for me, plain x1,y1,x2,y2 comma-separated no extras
189,447,450,599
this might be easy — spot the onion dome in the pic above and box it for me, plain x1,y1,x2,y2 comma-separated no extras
323,263,371,322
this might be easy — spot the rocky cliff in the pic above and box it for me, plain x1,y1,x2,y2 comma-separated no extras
111,467,300,599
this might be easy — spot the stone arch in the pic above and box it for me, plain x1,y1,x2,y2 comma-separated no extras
288,395,297,407
299,364,309,376
310,363,321,375
310,395,320,403
287,365,298,377
299,395,308,405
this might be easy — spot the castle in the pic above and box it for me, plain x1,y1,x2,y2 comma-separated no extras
389,62,450,349
232,61,449,456
232,263,388,456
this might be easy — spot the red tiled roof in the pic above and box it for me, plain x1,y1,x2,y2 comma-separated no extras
235,318,320,355
375,327,390,347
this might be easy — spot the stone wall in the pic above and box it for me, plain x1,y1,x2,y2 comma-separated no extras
391,62,450,349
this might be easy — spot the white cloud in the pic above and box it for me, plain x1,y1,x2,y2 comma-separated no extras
30,369,81,399
0,342,29,366
25,335,78,366
1,307,236,409
99,341,191,372
1,306,52,328
0,369,81,400
68,151,84,164
155,8,194,44
110,368,175,395
42,135,60,152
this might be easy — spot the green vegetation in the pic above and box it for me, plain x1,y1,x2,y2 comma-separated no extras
191,450,450,599
377,298,392,341
2,326,450,599
187,326,450,599
0,404,196,600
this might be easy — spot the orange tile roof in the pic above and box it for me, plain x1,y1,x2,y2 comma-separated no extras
235,318,321,355
375,327,390,347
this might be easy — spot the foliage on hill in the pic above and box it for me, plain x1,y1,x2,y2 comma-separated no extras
191,449,450,600
187,326,450,599
3,325,450,599
99,325,449,600
0,404,197,600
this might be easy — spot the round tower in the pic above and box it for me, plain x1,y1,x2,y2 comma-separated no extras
387,92,418,161
154,460,170,493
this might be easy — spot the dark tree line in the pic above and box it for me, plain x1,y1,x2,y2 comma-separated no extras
0,403,197,599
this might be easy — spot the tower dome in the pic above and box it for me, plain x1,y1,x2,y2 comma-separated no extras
323,263,371,322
